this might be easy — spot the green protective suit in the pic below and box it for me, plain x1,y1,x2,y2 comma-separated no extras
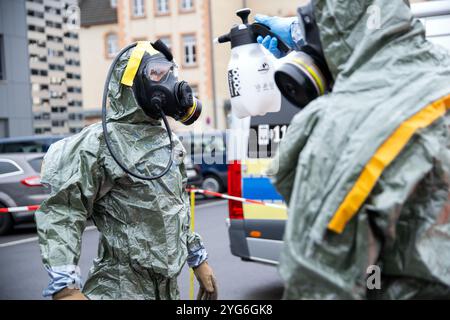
270,0,450,299
36,47,206,300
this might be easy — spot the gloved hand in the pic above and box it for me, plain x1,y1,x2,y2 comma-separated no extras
257,36,283,58
53,288,88,300
254,14,298,49
193,261,218,300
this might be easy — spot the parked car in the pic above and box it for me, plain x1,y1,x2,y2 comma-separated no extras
0,135,67,154
0,153,49,235
0,133,202,190
178,131,227,194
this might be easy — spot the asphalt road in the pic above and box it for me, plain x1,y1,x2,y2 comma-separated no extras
0,200,284,300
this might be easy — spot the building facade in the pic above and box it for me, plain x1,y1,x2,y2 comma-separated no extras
26,0,84,135
79,0,118,126
0,0,34,138
80,0,218,132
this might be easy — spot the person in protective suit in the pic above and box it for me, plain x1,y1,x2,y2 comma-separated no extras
257,0,450,299
35,41,218,300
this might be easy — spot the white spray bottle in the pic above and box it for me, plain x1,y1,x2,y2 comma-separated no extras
216,8,290,119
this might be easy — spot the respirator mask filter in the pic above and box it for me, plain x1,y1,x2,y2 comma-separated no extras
274,2,333,109
132,53,202,126
275,51,328,108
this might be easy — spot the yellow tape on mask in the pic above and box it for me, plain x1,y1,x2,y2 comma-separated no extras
121,41,160,87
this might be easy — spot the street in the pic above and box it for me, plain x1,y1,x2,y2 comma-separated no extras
0,200,284,300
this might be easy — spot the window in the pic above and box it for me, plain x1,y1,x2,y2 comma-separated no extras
49,64,65,71
44,6,61,15
156,0,169,15
132,0,145,17
27,9,44,18
180,0,194,11
159,36,171,51
66,73,81,80
47,35,63,43
50,77,63,85
46,21,62,29
51,106,67,113
68,86,82,93
33,97,41,105
182,35,197,66
30,53,47,63
66,59,80,66
65,45,79,53
0,35,5,80
0,160,23,177
28,157,44,172
52,120,66,127
28,25,45,33
106,33,118,58
68,100,82,107
48,48,63,57
64,32,78,39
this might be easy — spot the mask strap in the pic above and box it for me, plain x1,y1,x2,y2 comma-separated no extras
121,41,159,87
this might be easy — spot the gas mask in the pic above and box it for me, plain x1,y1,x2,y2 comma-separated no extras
132,51,202,125
101,40,202,181
274,2,334,109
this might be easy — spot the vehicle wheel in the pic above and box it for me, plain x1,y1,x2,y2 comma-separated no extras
0,204,13,235
202,175,223,197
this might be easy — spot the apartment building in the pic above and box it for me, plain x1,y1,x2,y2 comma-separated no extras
0,0,34,138
26,0,84,135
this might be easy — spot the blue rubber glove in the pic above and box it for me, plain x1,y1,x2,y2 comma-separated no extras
257,35,283,58
254,15,298,49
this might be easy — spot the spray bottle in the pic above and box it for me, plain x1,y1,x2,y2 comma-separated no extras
216,8,290,119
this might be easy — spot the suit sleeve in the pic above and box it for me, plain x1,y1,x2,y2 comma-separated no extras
35,139,110,297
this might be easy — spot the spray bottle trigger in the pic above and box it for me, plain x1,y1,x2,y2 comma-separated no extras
251,23,291,54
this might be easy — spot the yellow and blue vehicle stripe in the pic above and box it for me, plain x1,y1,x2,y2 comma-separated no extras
241,159,287,221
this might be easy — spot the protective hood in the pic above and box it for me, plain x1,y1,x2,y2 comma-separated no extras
270,0,450,299
314,0,417,79
106,46,161,124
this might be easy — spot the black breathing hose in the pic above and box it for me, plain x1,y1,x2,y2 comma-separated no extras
101,42,174,181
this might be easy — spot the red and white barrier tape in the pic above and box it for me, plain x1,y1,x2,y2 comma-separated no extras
0,205,40,213
0,189,285,214
187,188,286,210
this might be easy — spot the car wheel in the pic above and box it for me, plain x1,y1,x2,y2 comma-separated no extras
0,204,13,236
202,175,223,197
